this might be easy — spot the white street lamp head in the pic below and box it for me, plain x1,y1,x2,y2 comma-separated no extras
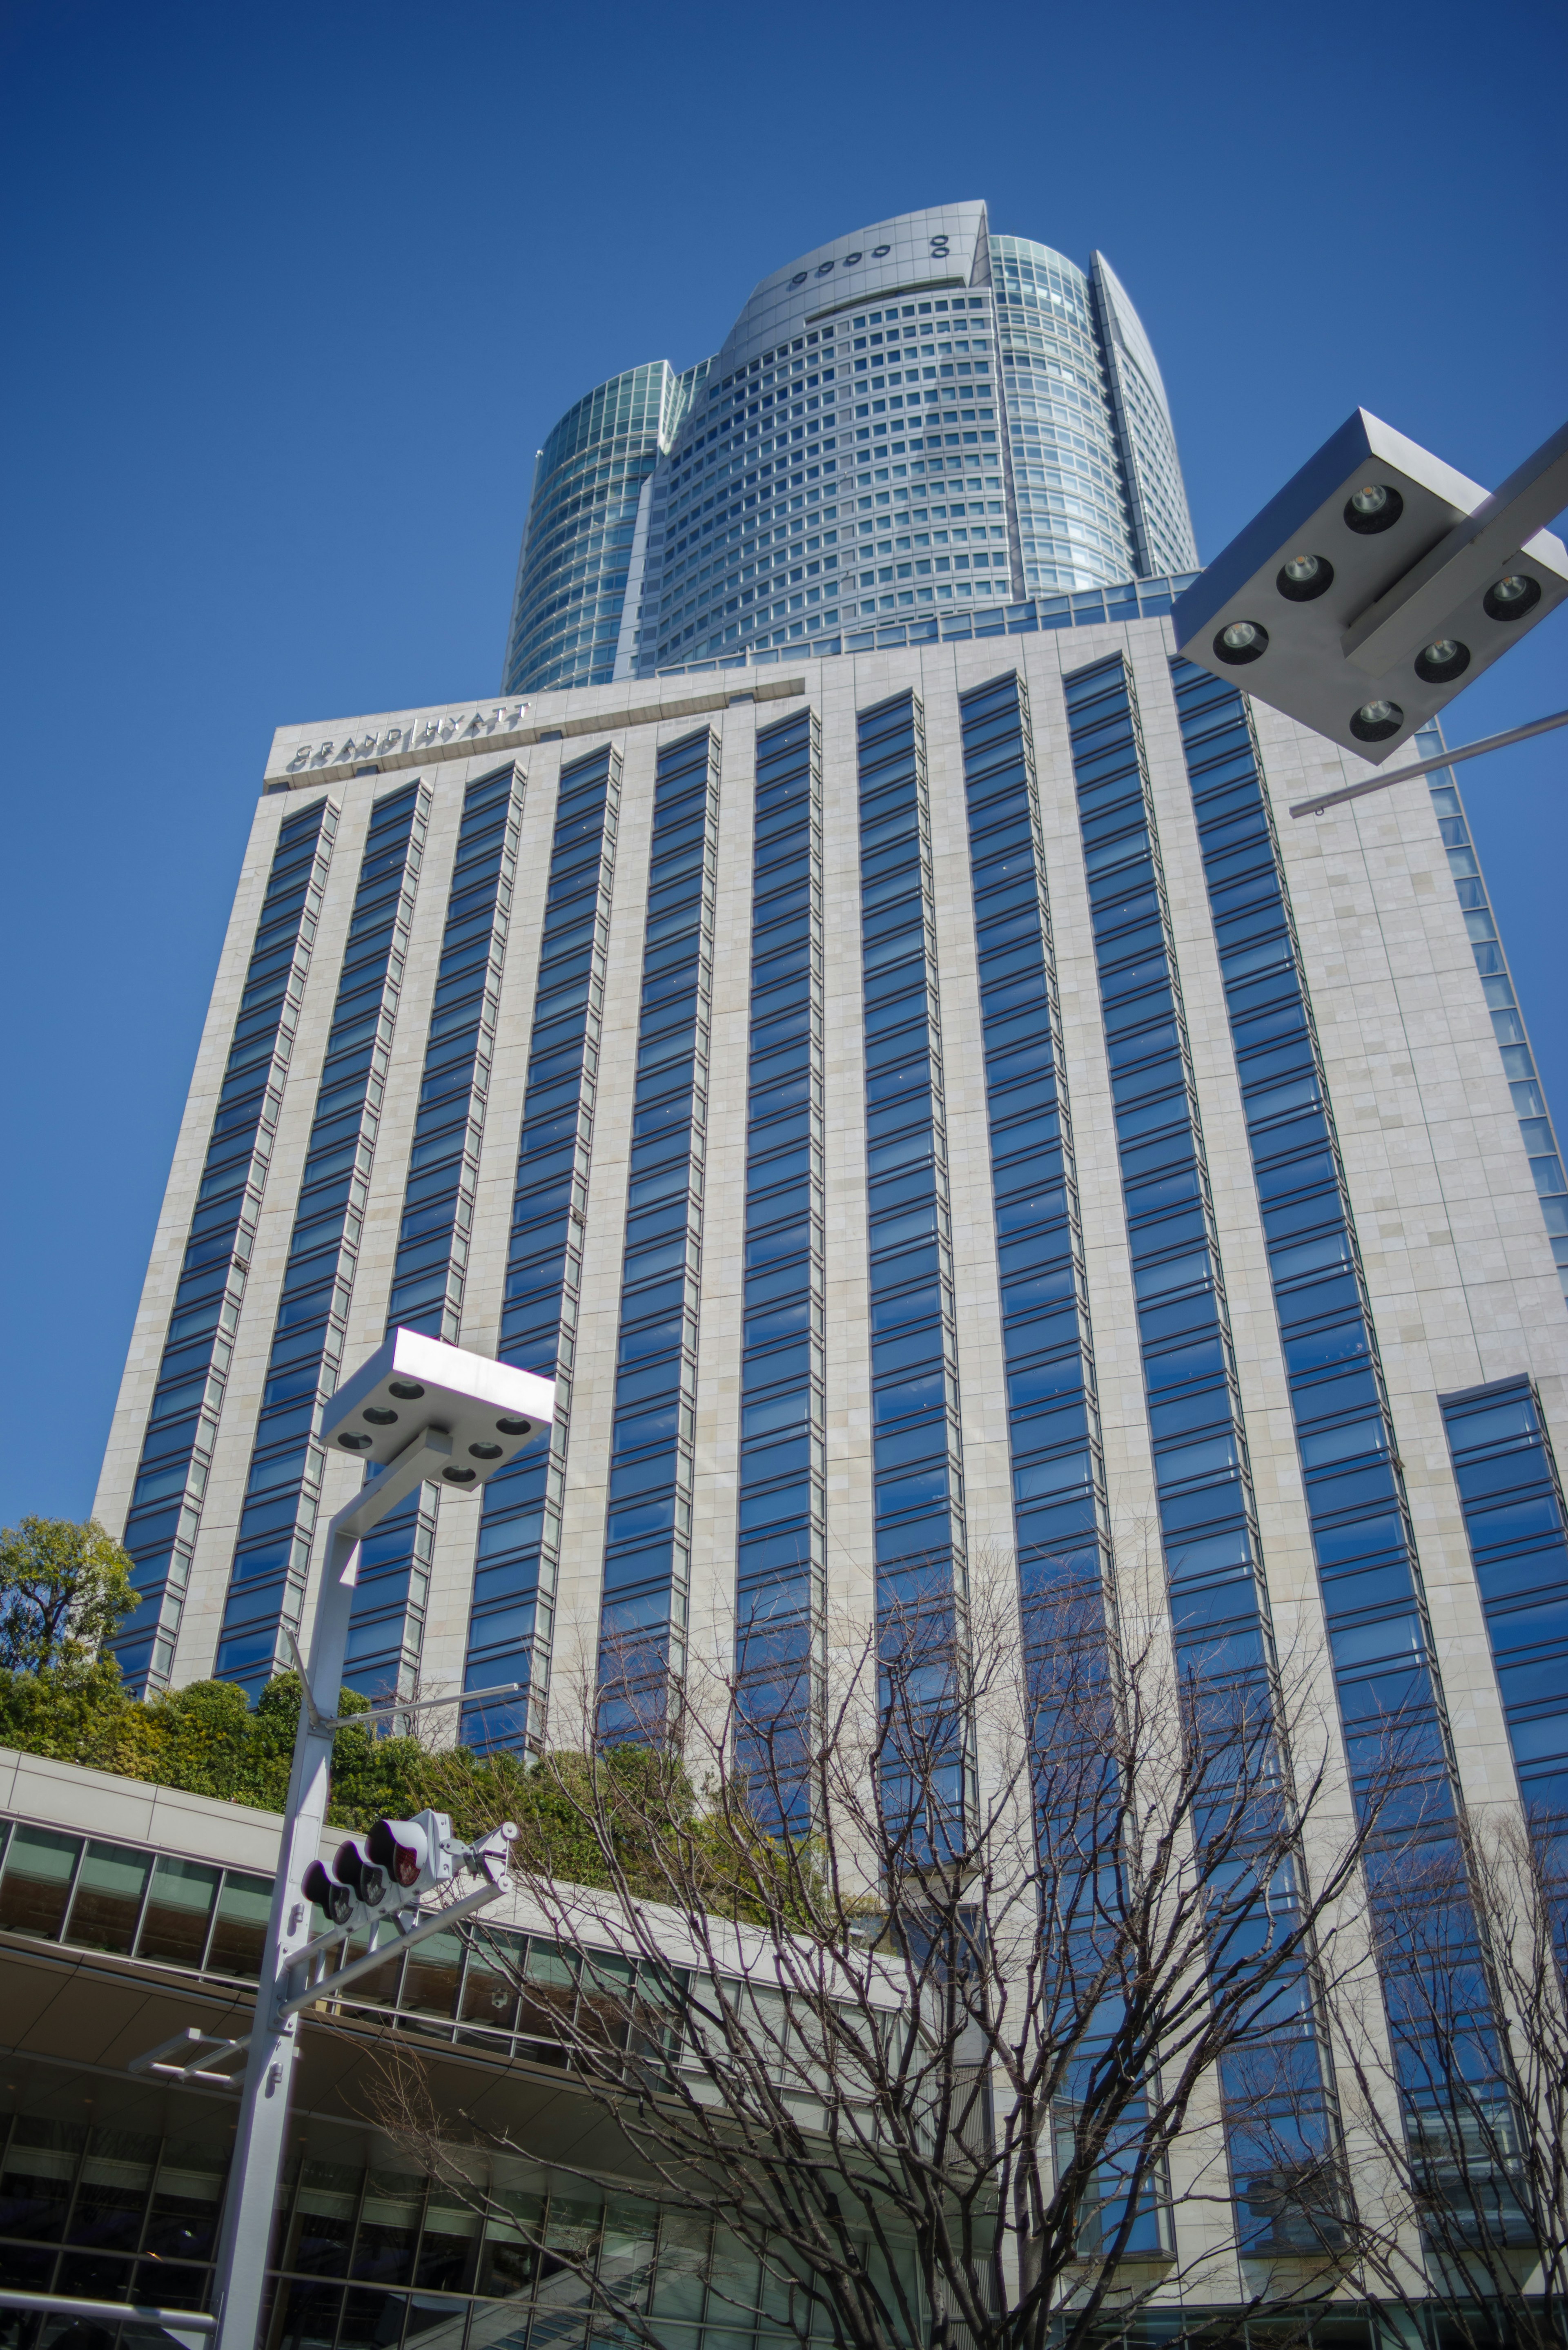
319,1327,553,1489
1174,408,1568,762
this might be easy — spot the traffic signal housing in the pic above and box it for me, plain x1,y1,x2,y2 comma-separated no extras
301,1811,455,1931
366,1811,454,1899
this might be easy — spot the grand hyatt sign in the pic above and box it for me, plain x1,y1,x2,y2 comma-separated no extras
281,703,530,775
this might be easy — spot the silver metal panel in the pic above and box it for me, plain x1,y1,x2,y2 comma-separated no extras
320,1325,554,1481
1173,408,1568,761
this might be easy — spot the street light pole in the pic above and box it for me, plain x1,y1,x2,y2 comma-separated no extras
206,1331,552,2350
1287,705,1568,818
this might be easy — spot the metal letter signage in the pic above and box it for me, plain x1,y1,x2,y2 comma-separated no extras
284,705,529,776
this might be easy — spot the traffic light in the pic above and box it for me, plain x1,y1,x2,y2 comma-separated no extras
366,1810,454,1899
301,1811,454,1930
301,1837,390,1930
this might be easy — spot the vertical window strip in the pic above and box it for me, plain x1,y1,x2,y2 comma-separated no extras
1166,656,1512,2222
337,766,525,1709
735,710,825,1828
1168,659,1464,1824
957,674,1107,1616
211,783,431,1703
1417,722,1568,1303
857,690,970,1833
962,671,1166,2259
114,797,338,1696
596,729,721,1741
1063,660,1274,1707
1063,653,1331,2251
1439,1378,1568,1821
461,749,620,1753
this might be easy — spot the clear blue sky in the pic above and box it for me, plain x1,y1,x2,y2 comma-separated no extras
2,0,1564,1525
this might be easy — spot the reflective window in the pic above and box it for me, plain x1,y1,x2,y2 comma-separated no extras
596,731,720,1738
463,748,621,1753
0,1815,271,1977
217,783,431,1703
114,794,338,1694
734,709,824,1827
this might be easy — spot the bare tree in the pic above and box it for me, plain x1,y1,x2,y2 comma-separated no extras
1286,1806,1568,2350
356,1556,1404,2350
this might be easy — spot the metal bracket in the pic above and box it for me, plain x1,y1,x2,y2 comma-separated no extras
1289,705,1568,818
127,2025,252,2088
274,1838,514,2024
0,2288,215,2344
281,1625,520,1734
127,1831,518,2078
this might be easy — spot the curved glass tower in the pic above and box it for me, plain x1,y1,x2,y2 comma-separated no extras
502,361,701,698
502,203,1198,693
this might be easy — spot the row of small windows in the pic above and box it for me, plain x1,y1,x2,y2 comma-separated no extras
1064,655,1332,2254
856,341,986,368
734,709,825,1829
1440,1379,1568,1812
1166,655,1512,2196
462,749,621,1753
215,784,430,1703
856,693,965,1599
717,325,836,394
957,676,1105,1607
114,796,336,1693
341,765,525,1711
851,296,989,332
596,730,722,1738
1169,659,1463,1826
857,689,971,1839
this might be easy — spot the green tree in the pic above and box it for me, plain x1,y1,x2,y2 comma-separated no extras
0,1516,137,1677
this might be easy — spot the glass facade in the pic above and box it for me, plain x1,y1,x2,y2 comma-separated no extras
92,608,1568,2323
1440,1377,1568,1819
501,362,695,700
462,748,621,1752
1089,250,1198,582
957,673,1104,1606
733,709,825,1827
596,730,720,1738
857,692,969,1829
113,796,337,1694
503,207,1198,691
338,767,526,1711
650,569,1200,678
217,783,430,1703
1164,657,1523,2232
0,2078,920,2350
1419,721,1568,1300
0,1812,271,1976
991,237,1138,590
1167,660,1464,1835
1063,656,1334,2247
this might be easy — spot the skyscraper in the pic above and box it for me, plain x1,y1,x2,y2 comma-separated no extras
7,169,1548,2332
96,599,1565,1795
73,454,1568,2333
500,203,1198,698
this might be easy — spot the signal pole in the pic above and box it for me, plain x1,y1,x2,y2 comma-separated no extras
202,1331,553,2350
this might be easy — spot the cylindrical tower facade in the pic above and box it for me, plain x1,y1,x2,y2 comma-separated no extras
503,205,1201,694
